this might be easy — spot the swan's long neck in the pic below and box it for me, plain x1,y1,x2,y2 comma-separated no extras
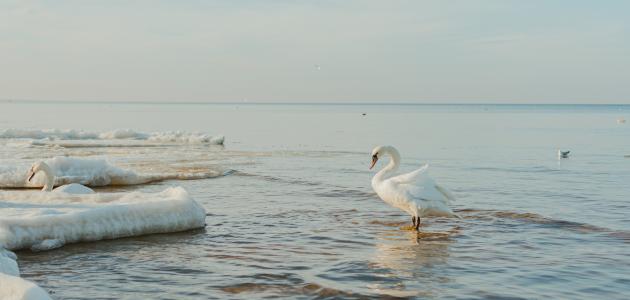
373,148,401,184
38,164,55,192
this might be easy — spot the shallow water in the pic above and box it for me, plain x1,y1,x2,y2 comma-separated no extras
2,102,630,299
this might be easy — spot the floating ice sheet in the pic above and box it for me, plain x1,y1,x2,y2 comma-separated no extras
0,187,204,299
0,187,206,250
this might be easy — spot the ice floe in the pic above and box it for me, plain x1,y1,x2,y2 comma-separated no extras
0,273,51,300
0,249,51,300
0,187,206,250
0,186,205,299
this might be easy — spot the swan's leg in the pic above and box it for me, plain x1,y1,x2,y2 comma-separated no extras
400,216,416,230
415,217,421,231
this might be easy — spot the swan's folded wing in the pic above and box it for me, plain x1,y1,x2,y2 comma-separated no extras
403,180,444,204
388,164,456,205
400,182,455,216
435,184,456,203
389,164,429,184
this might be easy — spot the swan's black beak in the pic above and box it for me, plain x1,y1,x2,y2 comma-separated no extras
27,171,35,182
369,155,378,170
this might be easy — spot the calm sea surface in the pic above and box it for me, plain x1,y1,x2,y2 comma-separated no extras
1,102,630,299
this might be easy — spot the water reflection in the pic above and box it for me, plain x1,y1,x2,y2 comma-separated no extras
369,228,456,297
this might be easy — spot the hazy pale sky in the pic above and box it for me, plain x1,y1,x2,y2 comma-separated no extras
1,0,629,103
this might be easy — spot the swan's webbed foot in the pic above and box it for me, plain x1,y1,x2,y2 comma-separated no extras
400,224,416,231
400,216,419,231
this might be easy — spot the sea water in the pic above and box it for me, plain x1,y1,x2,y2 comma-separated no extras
1,101,629,299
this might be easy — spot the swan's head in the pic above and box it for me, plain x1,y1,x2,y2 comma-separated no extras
370,145,397,169
26,161,52,182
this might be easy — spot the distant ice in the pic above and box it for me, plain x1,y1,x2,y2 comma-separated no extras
0,187,206,251
0,156,225,188
0,128,224,145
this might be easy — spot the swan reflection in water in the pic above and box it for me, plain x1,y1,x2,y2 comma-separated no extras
368,227,459,298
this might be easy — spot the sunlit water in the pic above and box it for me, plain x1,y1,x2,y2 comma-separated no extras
1,101,629,299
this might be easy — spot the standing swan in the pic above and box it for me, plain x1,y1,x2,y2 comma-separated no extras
26,161,95,194
370,145,457,231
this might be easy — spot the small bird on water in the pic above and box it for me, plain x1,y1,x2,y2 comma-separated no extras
558,150,570,159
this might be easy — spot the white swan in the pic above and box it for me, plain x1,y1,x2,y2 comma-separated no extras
370,145,457,231
27,161,95,194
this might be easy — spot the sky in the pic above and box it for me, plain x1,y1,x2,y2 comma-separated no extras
1,0,629,104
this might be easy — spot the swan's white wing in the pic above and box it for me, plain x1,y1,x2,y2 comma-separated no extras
383,164,456,217
389,164,429,184
390,164,456,203
393,181,455,217
435,184,456,203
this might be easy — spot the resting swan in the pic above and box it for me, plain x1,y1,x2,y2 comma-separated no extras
370,145,457,231
27,161,95,194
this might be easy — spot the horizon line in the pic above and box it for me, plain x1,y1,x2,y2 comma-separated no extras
1,99,629,106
